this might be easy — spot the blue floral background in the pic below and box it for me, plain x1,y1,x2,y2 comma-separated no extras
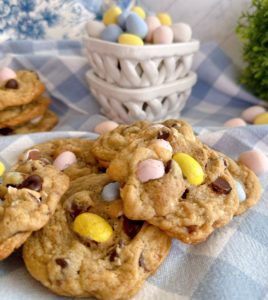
0,0,132,40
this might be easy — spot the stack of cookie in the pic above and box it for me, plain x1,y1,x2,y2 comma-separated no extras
0,119,262,300
0,67,58,135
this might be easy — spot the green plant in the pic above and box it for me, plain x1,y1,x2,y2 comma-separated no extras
236,0,268,101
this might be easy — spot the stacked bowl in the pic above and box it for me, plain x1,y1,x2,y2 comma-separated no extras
84,7,199,124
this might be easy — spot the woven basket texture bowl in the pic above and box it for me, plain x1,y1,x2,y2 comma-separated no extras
87,70,197,124
84,37,199,89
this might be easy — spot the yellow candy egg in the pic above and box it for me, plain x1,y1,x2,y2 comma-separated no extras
118,33,144,46
0,161,5,176
173,153,204,185
157,13,172,26
103,6,122,25
73,212,113,243
131,6,146,19
253,112,268,125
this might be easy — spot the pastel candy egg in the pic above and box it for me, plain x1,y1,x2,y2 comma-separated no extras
118,33,144,46
137,159,165,183
23,148,40,161
145,16,161,43
171,23,192,42
253,112,268,125
0,161,5,177
153,26,174,44
117,10,130,30
94,120,119,135
152,139,173,152
100,24,123,42
102,182,120,202
53,151,77,171
0,67,16,85
235,181,246,202
157,13,172,26
224,118,247,128
173,153,204,185
126,13,148,39
103,6,122,25
85,20,106,38
241,106,266,123
73,212,113,242
131,6,146,19
238,150,268,176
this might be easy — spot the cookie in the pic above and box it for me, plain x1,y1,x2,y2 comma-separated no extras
0,96,50,129
92,119,197,167
23,174,171,300
31,138,100,180
0,70,45,110
0,110,58,135
107,124,244,244
0,156,69,260
224,156,262,215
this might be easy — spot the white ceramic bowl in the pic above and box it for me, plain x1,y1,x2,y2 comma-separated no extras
86,70,197,124
83,36,199,88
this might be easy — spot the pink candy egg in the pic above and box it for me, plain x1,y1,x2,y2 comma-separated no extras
137,159,165,183
23,149,40,162
224,118,247,128
238,150,268,176
53,151,77,171
94,121,119,135
153,139,173,152
241,106,266,123
145,16,161,43
0,67,16,85
153,25,174,44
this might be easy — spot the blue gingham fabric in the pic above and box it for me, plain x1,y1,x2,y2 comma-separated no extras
0,40,268,300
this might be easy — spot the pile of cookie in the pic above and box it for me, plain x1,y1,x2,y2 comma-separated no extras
0,119,262,300
0,67,58,135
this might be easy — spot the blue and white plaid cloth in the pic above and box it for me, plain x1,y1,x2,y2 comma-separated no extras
0,40,268,300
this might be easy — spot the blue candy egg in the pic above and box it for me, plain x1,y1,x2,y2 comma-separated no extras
117,10,131,30
126,13,148,39
235,181,246,202
101,182,120,202
100,24,123,42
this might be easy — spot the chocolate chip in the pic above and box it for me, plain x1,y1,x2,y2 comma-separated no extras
157,131,170,140
55,258,68,268
165,160,172,174
139,253,149,272
118,239,125,248
181,189,189,199
17,174,43,192
223,159,228,167
187,225,198,234
109,250,118,262
6,184,17,188
211,177,232,194
98,167,107,173
123,217,143,239
69,203,84,220
0,128,13,135
5,79,19,89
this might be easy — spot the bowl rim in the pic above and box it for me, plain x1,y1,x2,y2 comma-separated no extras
83,36,200,59
87,70,197,102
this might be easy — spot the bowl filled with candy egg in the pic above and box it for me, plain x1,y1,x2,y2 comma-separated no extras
84,5,199,123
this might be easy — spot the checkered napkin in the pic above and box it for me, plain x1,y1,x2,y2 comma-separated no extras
0,40,268,300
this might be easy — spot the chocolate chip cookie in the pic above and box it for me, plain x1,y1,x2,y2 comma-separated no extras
92,119,197,167
0,156,69,260
0,96,50,129
0,70,45,110
107,125,253,244
1,110,58,135
23,174,171,300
